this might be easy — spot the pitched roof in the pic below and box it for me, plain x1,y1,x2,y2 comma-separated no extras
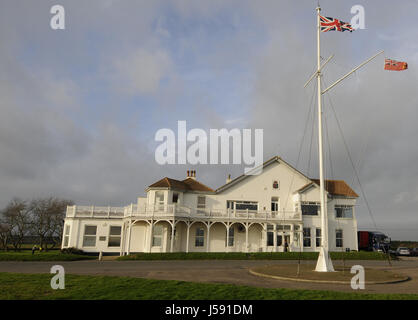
300,179,359,198
216,156,310,193
182,178,214,192
147,177,214,193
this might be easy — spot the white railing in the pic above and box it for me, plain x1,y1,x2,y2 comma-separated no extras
67,206,125,218
66,204,301,221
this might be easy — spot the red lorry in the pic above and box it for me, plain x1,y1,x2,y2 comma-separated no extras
358,231,391,252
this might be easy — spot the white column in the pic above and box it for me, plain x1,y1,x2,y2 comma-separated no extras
148,222,153,253
170,221,175,253
289,224,294,252
226,224,229,253
120,223,125,256
262,224,267,252
75,219,81,249
245,224,249,253
126,221,132,255
186,223,190,253
300,224,304,253
206,223,211,253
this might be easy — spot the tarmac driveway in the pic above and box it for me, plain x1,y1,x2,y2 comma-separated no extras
1,259,417,294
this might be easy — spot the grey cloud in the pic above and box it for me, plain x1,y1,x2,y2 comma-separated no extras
0,0,417,241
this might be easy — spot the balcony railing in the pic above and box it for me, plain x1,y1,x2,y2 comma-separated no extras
66,204,302,221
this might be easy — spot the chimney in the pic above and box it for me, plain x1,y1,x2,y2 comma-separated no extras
187,170,196,179
226,174,231,184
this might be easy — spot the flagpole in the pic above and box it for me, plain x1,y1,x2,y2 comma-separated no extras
315,5,334,272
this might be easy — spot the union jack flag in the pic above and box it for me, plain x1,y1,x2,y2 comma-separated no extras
320,15,354,32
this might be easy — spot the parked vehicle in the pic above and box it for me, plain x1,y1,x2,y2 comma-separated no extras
396,247,410,256
409,248,418,257
358,231,391,252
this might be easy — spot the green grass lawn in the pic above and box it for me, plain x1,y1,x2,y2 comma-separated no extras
0,251,95,261
0,272,416,300
118,251,391,261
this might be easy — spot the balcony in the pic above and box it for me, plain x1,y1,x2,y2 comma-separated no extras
66,204,302,221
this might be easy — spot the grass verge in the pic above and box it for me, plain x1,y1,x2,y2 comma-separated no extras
0,251,95,261
117,251,390,261
0,272,416,300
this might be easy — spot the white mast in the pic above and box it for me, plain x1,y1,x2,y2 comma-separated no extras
315,5,334,272
303,7,383,272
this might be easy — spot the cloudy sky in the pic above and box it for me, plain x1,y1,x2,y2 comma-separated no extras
1,0,417,240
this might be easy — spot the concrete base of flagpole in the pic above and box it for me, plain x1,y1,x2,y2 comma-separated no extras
315,247,335,272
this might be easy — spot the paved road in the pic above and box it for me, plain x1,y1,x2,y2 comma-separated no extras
1,259,417,294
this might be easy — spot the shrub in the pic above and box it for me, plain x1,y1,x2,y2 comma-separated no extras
61,247,85,255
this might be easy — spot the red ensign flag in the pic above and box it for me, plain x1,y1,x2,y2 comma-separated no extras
384,59,408,71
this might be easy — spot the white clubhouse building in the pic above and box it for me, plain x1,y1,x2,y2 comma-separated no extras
62,156,359,255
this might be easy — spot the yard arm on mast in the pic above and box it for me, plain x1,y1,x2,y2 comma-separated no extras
322,50,384,94
304,54,334,88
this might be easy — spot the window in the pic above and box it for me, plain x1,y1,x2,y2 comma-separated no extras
83,225,97,247
235,201,258,211
277,225,291,231
172,193,179,204
277,235,283,246
155,191,165,210
336,229,343,248
303,228,311,247
271,197,279,212
316,228,322,247
302,202,319,216
335,205,353,218
108,226,122,247
197,196,206,213
267,225,274,246
63,225,70,247
152,225,163,247
195,227,204,247
227,227,234,247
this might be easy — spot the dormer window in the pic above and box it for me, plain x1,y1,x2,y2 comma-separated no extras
273,180,279,189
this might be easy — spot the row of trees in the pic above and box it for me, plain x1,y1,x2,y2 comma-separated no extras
0,197,72,251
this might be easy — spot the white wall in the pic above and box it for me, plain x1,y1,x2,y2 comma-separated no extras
63,218,123,253
207,161,311,213
64,159,358,253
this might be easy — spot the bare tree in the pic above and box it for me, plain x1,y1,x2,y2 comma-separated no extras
29,197,73,250
1,198,30,251
0,223,10,250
